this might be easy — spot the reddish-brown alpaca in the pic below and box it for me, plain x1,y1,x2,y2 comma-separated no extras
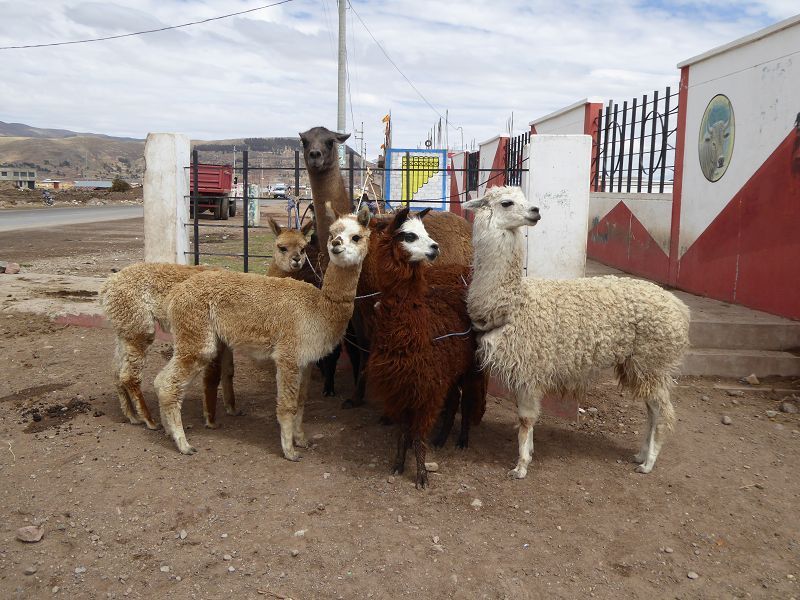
366,208,486,488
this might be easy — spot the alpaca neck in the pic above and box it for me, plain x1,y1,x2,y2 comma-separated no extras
468,212,525,329
319,258,363,308
374,239,427,302
309,167,350,265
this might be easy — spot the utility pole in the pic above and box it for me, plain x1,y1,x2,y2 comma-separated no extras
337,0,346,167
353,120,364,189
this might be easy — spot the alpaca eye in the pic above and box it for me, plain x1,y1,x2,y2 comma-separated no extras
278,246,287,253
404,233,418,242
352,235,362,242
326,140,333,148
501,200,514,208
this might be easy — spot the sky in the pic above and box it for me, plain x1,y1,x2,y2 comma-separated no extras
0,0,796,158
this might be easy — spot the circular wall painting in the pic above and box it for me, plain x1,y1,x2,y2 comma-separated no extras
698,94,735,182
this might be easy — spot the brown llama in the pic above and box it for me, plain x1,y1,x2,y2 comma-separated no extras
366,208,486,488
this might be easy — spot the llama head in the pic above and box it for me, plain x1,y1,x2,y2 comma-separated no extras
388,207,439,262
268,218,314,273
463,186,540,230
299,126,351,173
327,204,371,268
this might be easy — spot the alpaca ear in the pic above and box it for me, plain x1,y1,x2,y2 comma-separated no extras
462,197,487,211
267,217,282,236
325,201,340,222
391,207,411,231
415,207,432,219
356,204,371,227
335,132,351,143
300,219,314,237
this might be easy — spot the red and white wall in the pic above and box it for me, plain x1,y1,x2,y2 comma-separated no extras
674,16,800,319
477,135,508,196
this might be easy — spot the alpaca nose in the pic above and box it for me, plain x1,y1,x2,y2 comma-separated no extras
430,242,439,253
528,206,541,223
309,150,322,160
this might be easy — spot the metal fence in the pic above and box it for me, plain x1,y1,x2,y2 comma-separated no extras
591,86,679,194
505,131,530,186
186,147,527,272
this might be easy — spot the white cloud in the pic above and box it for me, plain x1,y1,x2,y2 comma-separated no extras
0,0,795,157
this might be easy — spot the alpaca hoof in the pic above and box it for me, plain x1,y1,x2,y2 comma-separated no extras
456,438,469,450
632,452,646,464
378,415,394,426
323,389,336,398
508,466,527,480
205,421,220,429
284,451,302,462
415,470,429,489
635,463,653,474
225,408,245,417
341,398,364,410
144,420,161,431
126,416,143,426
294,436,310,448
392,464,405,476
177,443,197,455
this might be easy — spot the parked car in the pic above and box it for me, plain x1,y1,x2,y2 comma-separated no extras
272,183,288,199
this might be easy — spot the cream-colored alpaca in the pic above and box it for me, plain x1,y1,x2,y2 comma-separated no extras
266,218,313,277
155,206,371,459
100,263,238,430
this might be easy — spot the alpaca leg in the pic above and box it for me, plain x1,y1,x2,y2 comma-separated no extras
275,361,302,461
412,438,428,489
202,352,222,429
220,345,240,416
343,322,361,385
636,387,674,474
457,383,474,449
319,345,340,397
432,386,460,448
119,337,159,430
633,399,655,464
293,366,312,448
155,355,204,455
392,427,410,475
509,388,543,480
113,339,140,425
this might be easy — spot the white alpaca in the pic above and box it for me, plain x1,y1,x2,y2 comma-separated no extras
464,186,690,478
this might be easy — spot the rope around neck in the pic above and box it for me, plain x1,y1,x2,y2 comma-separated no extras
432,326,473,342
305,254,322,282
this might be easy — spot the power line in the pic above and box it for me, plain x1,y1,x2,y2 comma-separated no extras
0,0,295,50
346,0,460,133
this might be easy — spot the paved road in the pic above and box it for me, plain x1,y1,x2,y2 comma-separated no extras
0,205,143,232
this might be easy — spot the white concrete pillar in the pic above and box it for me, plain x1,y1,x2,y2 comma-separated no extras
143,133,190,264
524,134,592,279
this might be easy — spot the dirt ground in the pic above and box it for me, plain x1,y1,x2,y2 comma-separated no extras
1,221,799,599
0,186,143,210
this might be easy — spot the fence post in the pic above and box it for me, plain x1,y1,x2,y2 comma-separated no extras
524,135,591,279
349,152,355,207
294,150,300,197
192,150,199,265
143,133,190,264
243,150,249,273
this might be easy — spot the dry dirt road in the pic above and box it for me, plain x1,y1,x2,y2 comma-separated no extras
0,220,798,599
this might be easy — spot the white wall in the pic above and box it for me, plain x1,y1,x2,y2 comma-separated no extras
525,135,592,279
143,133,190,264
530,98,600,134
477,135,503,197
678,18,800,254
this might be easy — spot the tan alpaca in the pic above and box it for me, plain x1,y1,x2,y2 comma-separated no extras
154,206,372,458
100,263,238,430
266,218,314,277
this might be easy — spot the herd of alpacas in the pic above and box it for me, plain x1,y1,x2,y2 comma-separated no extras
100,126,690,488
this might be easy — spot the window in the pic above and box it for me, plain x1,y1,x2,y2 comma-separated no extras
1,172,7,177
28,172,34,177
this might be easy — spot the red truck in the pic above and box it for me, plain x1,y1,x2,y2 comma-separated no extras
189,163,236,220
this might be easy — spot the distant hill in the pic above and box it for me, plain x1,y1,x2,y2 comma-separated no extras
0,120,143,142
0,122,361,184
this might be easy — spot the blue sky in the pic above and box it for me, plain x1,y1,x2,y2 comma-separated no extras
0,1,795,156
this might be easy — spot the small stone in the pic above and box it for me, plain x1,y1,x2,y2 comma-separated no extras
290,549,299,557
179,529,187,540
52,586,60,594
780,400,798,414
700,395,710,402
160,566,170,573
223,554,232,561
432,544,444,552
687,571,699,580
294,529,307,537
396,515,403,523
16,525,44,543
3,262,20,274
425,462,439,472
75,566,86,574
766,410,778,418
24,566,37,575
432,535,440,544
228,566,236,573
587,407,599,415
726,390,744,397
176,576,182,581
471,498,483,509
323,472,331,479
664,547,674,554
721,415,732,425
220,533,228,539
743,373,760,385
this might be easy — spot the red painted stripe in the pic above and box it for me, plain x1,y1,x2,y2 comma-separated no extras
668,66,690,286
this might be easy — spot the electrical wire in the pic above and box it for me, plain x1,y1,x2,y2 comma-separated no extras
0,0,295,50
346,0,460,132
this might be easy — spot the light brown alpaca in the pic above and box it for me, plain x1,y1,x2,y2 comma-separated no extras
154,206,372,458
266,218,314,277
100,263,237,430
